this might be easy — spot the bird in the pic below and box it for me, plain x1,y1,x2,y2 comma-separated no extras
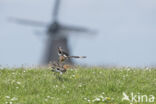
51,61,69,75
51,66,66,75
57,46,86,62
50,46,86,75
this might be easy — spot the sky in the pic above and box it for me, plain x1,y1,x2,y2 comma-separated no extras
0,0,156,67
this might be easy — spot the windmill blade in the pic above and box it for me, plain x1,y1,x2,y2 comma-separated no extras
60,25,97,34
34,30,46,36
53,0,61,21
8,17,48,27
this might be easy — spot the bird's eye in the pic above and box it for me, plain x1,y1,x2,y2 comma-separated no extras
56,68,59,70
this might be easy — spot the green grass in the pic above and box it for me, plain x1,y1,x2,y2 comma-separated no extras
0,67,156,104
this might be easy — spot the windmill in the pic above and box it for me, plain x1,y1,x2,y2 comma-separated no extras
9,0,95,65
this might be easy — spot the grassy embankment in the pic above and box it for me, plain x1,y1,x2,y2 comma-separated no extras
0,67,156,104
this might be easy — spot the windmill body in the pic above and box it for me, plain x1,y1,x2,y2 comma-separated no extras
43,23,72,64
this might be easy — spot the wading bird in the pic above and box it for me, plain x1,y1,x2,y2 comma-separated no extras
57,46,86,63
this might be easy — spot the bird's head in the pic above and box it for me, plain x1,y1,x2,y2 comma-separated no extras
57,46,63,51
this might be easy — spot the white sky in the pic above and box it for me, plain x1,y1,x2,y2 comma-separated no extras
0,0,156,67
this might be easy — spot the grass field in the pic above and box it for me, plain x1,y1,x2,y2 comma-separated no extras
0,67,156,104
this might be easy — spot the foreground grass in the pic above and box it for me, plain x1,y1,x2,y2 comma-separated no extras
0,67,156,104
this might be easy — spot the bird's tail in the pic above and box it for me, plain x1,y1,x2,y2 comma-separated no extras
68,56,87,58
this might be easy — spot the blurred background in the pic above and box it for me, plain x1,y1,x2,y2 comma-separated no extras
0,0,156,67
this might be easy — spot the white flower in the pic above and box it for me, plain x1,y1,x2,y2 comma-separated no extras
145,67,149,70
9,102,13,104
84,98,87,100
72,75,75,77
11,80,15,83
102,98,105,101
11,97,18,101
51,97,54,99
16,82,21,85
95,98,100,101
5,96,10,99
127,68,131,71
92,97,100,102
47,96,50,98
78,84,82,87
99,95,104,98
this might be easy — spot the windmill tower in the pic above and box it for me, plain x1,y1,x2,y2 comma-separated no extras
9,0,95,65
